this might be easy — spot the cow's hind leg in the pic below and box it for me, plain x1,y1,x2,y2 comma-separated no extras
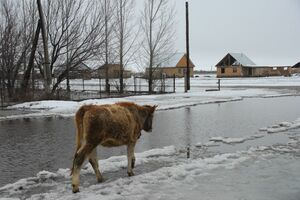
88,148,103,183
127,142,136,176
71,143,95,193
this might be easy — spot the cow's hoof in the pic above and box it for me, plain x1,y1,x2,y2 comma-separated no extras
127,171,134,177
72,185,80,193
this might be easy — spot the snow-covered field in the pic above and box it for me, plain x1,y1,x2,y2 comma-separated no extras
61,74,300,92
1,76,300,199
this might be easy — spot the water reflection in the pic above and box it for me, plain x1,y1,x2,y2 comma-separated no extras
184,107,192,147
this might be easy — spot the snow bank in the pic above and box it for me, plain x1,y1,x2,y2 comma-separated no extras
259,118,300,133
21,148,263,200
0,146,177,195
209,134,264,144
0,143,254,199
1,139,298,199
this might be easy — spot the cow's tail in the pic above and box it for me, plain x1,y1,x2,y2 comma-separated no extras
71,105,88,175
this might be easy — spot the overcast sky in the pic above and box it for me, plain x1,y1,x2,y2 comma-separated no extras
158,0,300,70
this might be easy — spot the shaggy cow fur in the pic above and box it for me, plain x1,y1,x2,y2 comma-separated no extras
71,102,157,193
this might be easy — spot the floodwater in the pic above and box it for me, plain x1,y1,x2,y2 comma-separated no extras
0,96,300,188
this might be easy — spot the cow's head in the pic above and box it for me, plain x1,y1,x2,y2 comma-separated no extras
142,105,157,132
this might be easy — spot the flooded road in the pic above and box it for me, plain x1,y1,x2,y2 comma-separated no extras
0,96,300,187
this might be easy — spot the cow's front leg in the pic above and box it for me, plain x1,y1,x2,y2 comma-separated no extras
127,142,136,176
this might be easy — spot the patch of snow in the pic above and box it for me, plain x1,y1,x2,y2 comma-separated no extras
1,141,299,200
264,118,300,133
36,171,58,181
0,145,177,195
209,134,265,145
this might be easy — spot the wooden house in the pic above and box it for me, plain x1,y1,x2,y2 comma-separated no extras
53,62,92,79
292,62,300,74
146,53,195,78
97,64,132,79
216,53,291,78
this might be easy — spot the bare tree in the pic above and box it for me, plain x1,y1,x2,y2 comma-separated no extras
0,0,113,100
20,0,39,98
0,0,35,100
37,0,51,96
114,0,138,94
97,0,116,93
37,0,107,95
140,0,175,93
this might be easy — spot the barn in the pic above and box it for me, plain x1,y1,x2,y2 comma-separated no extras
216,53,291,78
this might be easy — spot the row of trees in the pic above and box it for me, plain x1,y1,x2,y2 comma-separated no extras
0,0,175,100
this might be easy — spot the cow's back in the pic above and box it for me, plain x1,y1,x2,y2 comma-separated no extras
82,104,138,147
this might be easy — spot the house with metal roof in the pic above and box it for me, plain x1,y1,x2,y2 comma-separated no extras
292,62,300,74
147,53,195,78
216,53,291,78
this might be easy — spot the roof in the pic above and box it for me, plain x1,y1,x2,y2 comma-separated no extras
159,53,185,67
244,65,291,68
230,53,256,66
98,63,121,69
293,62,300,68
216,53,256,66
53,62,91,74
76,62,91,70
158,53,194,68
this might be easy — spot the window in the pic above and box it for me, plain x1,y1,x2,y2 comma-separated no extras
221,68,225,73
233,67,237,73
178,69,182,74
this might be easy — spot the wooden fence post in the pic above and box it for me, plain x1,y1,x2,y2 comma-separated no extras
173,74,176,93
134,76,137,94
98,76,102,98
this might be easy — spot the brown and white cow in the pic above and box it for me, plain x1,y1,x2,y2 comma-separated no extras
71,102,157,193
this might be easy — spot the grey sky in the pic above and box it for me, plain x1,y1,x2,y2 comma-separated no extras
167,0,300,70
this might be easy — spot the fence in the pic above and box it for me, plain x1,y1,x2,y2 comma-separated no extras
0,76,176,107
58,76,176,100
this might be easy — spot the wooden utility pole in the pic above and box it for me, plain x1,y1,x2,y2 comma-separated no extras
185,1,190,91
119,0,124,94
66,10,70,94
37,0,51,96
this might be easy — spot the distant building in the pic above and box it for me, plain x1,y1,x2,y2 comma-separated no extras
216,53,291,78
292,62,300,74
97,64,132,79
53,62,92,79
146,53,195,78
